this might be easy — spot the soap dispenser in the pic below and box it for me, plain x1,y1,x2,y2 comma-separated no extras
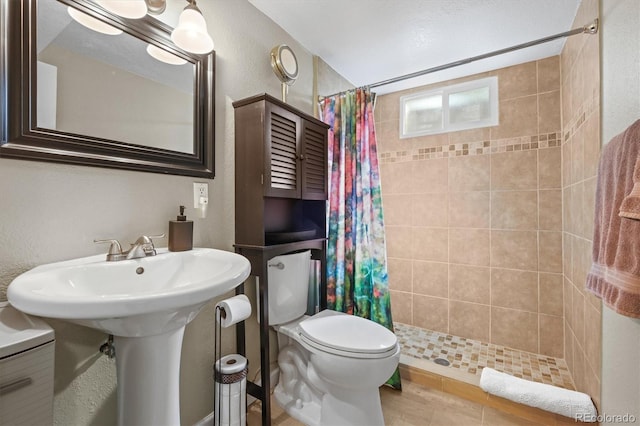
168,205,193,251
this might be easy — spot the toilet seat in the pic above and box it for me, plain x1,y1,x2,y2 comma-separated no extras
298,314,398,359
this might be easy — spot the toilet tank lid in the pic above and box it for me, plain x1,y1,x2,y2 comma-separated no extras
0,303,54,358
299,312,397,354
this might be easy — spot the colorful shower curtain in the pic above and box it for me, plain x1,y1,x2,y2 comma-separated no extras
320,88,401,390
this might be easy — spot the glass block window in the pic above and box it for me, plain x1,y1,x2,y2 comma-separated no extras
400,76,498,138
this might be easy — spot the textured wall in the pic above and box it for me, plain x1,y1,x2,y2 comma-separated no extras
0,1,350,424
600,0,640,420
559,0,602,410
376,58,564,357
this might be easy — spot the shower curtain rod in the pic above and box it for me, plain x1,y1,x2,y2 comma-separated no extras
318,19,598,101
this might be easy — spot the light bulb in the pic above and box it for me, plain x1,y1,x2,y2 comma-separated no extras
68,7,122,35
171,4,214,54
95,1,148,19
146,44,188,65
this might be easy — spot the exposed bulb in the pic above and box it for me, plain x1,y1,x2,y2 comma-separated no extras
171,3,214,54
95,1,148,19
68,7,122,35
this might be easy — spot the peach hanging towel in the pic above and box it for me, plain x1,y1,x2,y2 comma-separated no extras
586,119,640,318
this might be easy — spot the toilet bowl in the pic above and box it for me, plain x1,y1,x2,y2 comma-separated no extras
266,251,400,426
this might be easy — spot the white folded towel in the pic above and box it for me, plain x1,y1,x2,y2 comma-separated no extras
479,367,597,421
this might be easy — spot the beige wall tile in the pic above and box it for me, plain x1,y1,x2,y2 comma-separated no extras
413,295,448,333
448,192,490,229
448,127,490,144
539,314,564,358
388,258,413,292
492,95,538,139
411,133,449,150
538,189,562,231
413,261,448,298
539,231,563,273
583,302,602,380
412,193,448,227
491,230,538,270
491,307,538,353
498,62,538,100
570,126,584,184
491,268,539,312
411,227,448,262
449,264,491,304
376,120,402,153
448,155,490,192
564,277,574,331
537,56,560,93
411,159,448,193
491,190,538,230
390,290,412,324
563,232,572,281
582,115,601,179
562,140,572,188
538,91,561,134
382,194,412,226
564,322,574,373
538,147,562,189
381,161,411,194
385,226,413,259
570,183,585,237
582,178,597,239
572,285,586,349
539,273,564,316
449,228,490,266
491,151,538,191
449,301,490,342
572,334,586,392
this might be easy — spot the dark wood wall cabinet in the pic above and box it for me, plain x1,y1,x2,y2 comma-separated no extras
233,93,329,426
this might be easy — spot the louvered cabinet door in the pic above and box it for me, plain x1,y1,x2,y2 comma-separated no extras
264,103,301,198
300,120,328,200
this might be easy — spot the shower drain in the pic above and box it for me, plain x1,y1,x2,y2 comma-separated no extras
433,358,451,366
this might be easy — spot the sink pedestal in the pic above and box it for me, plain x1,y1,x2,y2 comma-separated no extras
114,327,185,426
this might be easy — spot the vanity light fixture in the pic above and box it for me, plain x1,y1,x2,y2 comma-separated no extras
94,0,148,19
67,6,122,35
146,44,188,65
171,0,214,55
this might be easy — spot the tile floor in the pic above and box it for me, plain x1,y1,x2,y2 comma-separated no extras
247,380,568,426
395,322,575,390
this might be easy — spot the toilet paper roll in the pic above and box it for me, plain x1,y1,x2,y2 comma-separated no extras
215,295,252,328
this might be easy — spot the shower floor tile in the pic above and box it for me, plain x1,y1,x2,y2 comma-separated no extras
394,322,575,390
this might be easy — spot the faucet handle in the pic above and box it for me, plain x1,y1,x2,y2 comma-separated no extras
133,233,165,246
132,234,165,256
94,239,125,261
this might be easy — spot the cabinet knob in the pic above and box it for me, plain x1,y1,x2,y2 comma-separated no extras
299,154,305,160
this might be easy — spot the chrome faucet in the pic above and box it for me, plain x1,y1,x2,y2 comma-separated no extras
94,234,165,261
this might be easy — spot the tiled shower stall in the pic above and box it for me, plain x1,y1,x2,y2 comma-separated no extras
375,0,601,410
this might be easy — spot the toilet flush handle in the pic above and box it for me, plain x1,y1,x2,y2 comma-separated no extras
268,262,285,270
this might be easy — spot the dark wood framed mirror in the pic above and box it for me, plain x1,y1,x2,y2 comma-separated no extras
0,0,215,178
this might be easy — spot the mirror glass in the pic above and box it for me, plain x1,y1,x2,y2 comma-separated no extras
1,0,214,178
37,0,196,154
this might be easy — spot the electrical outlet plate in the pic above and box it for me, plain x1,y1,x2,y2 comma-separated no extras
193,182,208,208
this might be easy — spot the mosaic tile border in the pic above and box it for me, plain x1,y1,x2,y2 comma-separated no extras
379,131,561,164
563,89,599,145
394,322,575,390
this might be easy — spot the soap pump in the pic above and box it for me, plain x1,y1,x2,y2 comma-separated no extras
168,205,193,252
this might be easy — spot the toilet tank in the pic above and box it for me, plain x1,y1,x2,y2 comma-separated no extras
266,250,311,325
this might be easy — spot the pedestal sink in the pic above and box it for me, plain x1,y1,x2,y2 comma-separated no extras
7,248,251,426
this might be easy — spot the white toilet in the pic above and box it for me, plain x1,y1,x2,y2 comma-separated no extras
266,250,400,426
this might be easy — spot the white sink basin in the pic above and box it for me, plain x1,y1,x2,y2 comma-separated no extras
7,248,250,336
7,247,251,426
